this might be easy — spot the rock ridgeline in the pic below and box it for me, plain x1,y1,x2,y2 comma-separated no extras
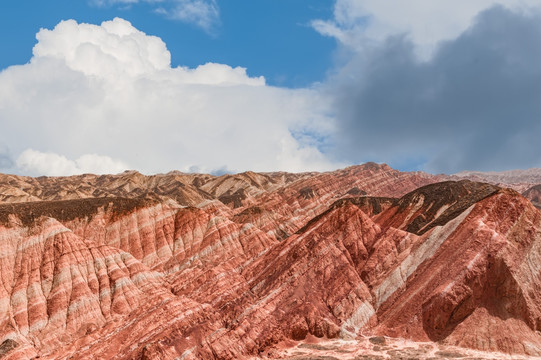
0,163,540,359
453,167,541,193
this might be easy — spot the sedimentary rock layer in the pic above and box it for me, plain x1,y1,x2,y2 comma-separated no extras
0,164,540,359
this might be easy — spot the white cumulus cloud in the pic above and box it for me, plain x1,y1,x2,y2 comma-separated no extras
33,18,171,77
0,18,340,176
16,149,129,176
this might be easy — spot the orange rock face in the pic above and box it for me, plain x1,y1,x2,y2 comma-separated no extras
0,164,540,359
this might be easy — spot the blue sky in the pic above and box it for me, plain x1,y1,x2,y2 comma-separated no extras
2,0,541,176
0,0,336,87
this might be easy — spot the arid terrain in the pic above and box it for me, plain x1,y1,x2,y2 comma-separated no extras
1,163,541,359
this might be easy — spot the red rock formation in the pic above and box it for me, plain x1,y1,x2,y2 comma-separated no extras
194,182,541,358
373,189,541,355
229,163,441,241
0,217,174,358
0,169,308,206
0,164,539,359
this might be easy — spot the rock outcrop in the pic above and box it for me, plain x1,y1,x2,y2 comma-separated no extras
523,184,541,209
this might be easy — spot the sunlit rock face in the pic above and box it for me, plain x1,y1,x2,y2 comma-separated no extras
1,164,541,359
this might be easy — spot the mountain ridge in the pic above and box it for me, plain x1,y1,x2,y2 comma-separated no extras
0,163,540,359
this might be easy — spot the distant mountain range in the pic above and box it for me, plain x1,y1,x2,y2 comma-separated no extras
454,167,541,192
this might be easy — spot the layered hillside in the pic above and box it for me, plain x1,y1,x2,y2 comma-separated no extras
0,164,540,359
450,168,541,210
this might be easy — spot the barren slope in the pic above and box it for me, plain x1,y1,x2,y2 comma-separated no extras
0,165,539,359
523,184,541,209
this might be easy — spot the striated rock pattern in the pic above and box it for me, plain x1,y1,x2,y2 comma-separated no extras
374,180,500,235
372,188,541,354
0,217,172,358
523,184,541,209
0,170,308,206
227,163,441,241
0,164,540,359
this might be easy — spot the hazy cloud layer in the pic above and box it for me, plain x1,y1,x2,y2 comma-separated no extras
325,6,541,172
157,0,219,33
92,0,219,32
17,149,129,176
0,18,337,176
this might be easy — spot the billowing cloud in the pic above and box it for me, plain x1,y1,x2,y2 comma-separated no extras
0,18,338,176
5,3,541,176
324,6,541,173
33,18,171,77
16,149,129,176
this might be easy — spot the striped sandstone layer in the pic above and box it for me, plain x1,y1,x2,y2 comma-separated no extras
0,164,540,358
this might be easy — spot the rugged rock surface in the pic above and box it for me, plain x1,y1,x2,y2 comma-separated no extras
0,164,540,359
453,167,541,193
0,170,307,206
372,188,541,355
0,216,174,358
523,184,541,209
375,180,500,235
454,167,541,185
450,167,541,210
270,337,535,359
227,163,441,241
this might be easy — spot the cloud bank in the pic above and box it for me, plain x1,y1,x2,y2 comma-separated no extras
318,2,541,173
16,149,129,176
4,2,541,176
312,0,537,59
0,18,337,176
